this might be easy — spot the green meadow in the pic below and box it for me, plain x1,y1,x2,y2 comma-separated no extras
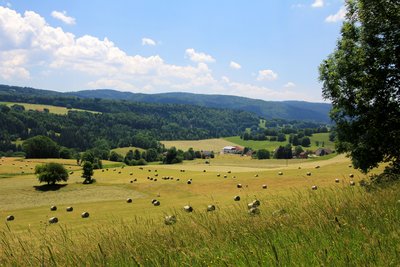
0,102,99,115
1,153,398,265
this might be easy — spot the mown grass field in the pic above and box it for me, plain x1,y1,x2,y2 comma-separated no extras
224,132,334,152
0,102,99,115
161,138,237,152
0,155,398,266
111,146,145,155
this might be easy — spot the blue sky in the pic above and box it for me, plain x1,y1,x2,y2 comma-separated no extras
0,0,346,102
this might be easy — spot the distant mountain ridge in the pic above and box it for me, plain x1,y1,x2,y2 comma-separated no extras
67,89,332,123
0,84,331,123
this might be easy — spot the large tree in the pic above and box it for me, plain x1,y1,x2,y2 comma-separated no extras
23,135,60,158
319,0,399,173
35,162,69,185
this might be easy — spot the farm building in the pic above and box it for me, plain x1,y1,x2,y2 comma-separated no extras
315,148,333,156
222,146,243,154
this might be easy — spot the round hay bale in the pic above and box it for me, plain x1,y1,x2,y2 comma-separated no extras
350,181,356,186
69,171,74,175
237,184,242,188
154,178,157,181
153,200,160,206
106,168,109,171
203,170,206,172
207,204,216,212
298,166,302,169
130,172,133,176
155,173,158,177
227,171,231,173
176,178,180,181
306,172,311,176
349,174,354,178
81,212,90,218
223,175,227,178
155,170,157,172
66,206,73,212
233,195,241,201
6,215,14,221
150,177,153,180
151,199,157,204
113,168,116,171
50,205,57,211
278,171,283,175
187,180,192,184
248,207,260,215
49,217,58,224
315,165,320,169
252,200,260,207
233,176,236,179
312,185,318,190
348,164,352,168
183,205,193,212
335,178,340,183
127,198,132,203
134,178,137,181
130,180,133,183
217,174,220,177
254,174,258,177
164,215,176,225
118,171,121,174
102,169,105,172
148,169,151,172
262,184,267,189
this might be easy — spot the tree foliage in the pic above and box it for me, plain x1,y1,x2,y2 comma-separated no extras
35,162,68,185
23,135,59,158
82,161,94,184
319,0,399,172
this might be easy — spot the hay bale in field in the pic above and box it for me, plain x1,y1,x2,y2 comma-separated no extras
233,176,236,179
151,199,157,204
106,168,109,171
248,207,260,215
207,204,216,212
227,170,231,173
262,184,267,189
237,184,242,188
154,178,157,181
315,165,320,169
102,169,104,172
153,200,160,206
49,217,58,224
233,195,241,201
306,172,311,176
176,178,180,181
312,185,318,190
130,172,133,175
148,169,151,172
155,173,158,177
298,166,302,169
223,175,227,178
183,205,193,212
164,215,176,225
50,205,57,211
203,170,206,172
248,200,260,209
348,164,352,168
134,178,137,181
349,174,354,178
127,198,132,203
113,168,116,171
254,174,258,177
69,171,74,175
6,215,14,221
278,171,283,175
335,178,340,183
350,181,356,186
66,206,73,212
187,180,192,184
118,171,121,174
139,167,143,170
81,212,89,218
130,180,133,183
217,174,220,177
150,177,153,180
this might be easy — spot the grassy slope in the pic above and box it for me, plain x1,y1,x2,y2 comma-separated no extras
0,101,98,115
111,146,145,155
224,133,334,152
161,138,238,152
0,155,397,266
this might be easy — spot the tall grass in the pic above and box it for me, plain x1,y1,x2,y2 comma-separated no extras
1,184,399,266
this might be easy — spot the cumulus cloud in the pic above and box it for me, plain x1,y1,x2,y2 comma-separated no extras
0,6,308,101
142,37,156,46
185,48,215,63
229,61,241,70
284,82,296,88
311,0,324,8
257,69,278,81
325,6,346,23
51,10,76,25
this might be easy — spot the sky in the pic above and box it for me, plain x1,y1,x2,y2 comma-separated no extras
0,0,346,102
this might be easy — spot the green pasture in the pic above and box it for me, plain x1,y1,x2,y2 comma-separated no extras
111,146,145,156
161,138,237,152
0,102,99,115
224,132,334,151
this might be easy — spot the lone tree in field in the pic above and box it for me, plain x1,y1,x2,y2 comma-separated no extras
319,0,400,173
35,162,69,185
82,161,94,184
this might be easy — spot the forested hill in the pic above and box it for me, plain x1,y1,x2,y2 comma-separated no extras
0,84,259,151
68,90,332,123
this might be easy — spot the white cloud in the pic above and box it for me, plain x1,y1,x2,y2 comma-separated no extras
325,6,346,23
311,0,324,8
284,82,296,88
142,37,156,46
229,61,241,70
185,48,215,63
257,69,278,81
51,10,76,25
0,6,311,101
